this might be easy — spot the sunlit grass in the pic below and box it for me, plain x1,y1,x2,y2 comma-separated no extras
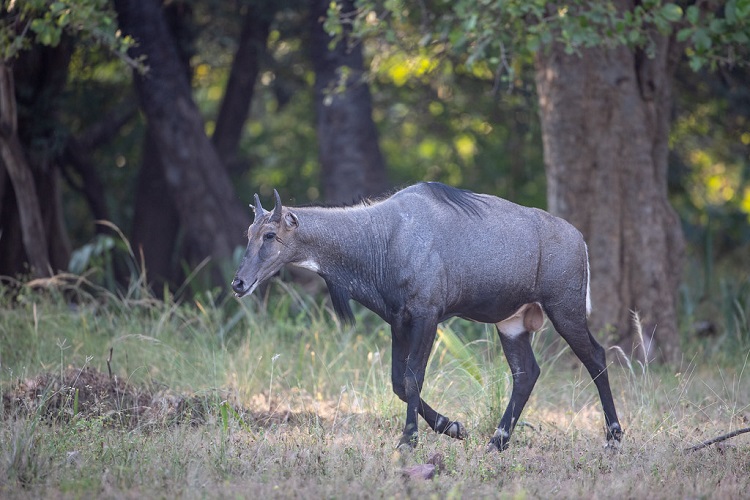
1,277,749,498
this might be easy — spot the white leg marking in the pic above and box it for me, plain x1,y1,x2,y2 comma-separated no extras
448,422,463,438
493,428,509,439
436,416,447,430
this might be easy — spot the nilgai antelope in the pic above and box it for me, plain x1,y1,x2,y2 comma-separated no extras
232,182,622,451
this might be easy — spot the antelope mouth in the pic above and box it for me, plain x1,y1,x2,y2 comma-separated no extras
233,279,259,298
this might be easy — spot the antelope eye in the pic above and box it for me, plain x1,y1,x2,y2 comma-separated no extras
263,232,276,241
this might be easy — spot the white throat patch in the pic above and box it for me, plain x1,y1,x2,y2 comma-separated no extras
292,259,320,273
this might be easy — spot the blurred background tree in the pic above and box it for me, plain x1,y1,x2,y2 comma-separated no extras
1,0,136,279
1,0,748,361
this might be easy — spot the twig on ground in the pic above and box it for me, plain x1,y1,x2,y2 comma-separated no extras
686,427,750,452
107,347,113,380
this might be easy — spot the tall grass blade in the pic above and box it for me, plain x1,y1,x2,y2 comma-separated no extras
436,326,483,386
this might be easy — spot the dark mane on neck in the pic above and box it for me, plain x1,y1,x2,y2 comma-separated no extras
419,182,487,217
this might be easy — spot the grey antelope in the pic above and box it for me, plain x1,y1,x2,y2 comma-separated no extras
232,182,623,451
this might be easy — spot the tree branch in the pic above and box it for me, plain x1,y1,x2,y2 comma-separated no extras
212,4,271,172
61,137,111,225
59,104,137,226
77,104,138,151
686,427,750,452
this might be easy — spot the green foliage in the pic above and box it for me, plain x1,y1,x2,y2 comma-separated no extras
188,8,545,206
720,279,750,347
342,1,750,81
680,255,750,355
1,0,135,63
68,234,119,289
366,48,545,201
191,19,323,202
60,44,142,245
6,0,746,308
669,63,750,258
678,0,750,70
435,324,485,387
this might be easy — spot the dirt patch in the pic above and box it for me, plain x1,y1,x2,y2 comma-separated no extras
1,366,330,430
3,366,196,427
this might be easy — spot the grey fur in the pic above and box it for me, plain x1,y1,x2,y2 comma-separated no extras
232,182,622,450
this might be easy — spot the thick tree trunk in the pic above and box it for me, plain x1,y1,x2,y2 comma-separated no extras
128,3,190,292
212,5,271,174
309,0,389,204
0,174,25,273
534,34,685,363
0,64,52,278
114,0,247,275
1,41,75,279
37,167,71,272
131,131,181,292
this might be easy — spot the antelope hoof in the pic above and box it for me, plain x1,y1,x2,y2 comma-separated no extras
444,421,467,440
486,438,510,453
607,423,623,442
486,429,510,453
397,433,418,451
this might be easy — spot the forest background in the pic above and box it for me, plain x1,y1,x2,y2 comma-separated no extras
2,2,750,497
1,0,750,362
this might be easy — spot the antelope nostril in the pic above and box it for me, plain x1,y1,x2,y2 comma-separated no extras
231,278,245,293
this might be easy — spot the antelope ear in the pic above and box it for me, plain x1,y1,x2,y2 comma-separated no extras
284,211,299,229
270,189,283,223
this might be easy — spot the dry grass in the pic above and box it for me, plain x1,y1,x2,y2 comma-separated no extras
2,365,749,499
1,285,749,498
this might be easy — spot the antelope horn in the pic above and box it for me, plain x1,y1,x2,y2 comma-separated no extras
270,189,283,222
252,193,266,223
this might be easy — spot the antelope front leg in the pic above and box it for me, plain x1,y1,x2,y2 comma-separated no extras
392,315,464,449
419,399,467,440
391,343,466,446
399,373,421,448
390,332,422,448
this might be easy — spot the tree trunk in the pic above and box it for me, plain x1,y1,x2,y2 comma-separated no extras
129,3,191,293
212,4,271,174
131,131,181,292
2,40,75,279
534,32,685,363
0,64,52,278
309,0,389,204
37,167,71,272
114,0,247,277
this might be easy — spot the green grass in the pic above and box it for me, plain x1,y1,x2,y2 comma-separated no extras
1,276,749,498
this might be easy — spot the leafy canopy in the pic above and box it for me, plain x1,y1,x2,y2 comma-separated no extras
333,0,750,78
1,0,135,63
